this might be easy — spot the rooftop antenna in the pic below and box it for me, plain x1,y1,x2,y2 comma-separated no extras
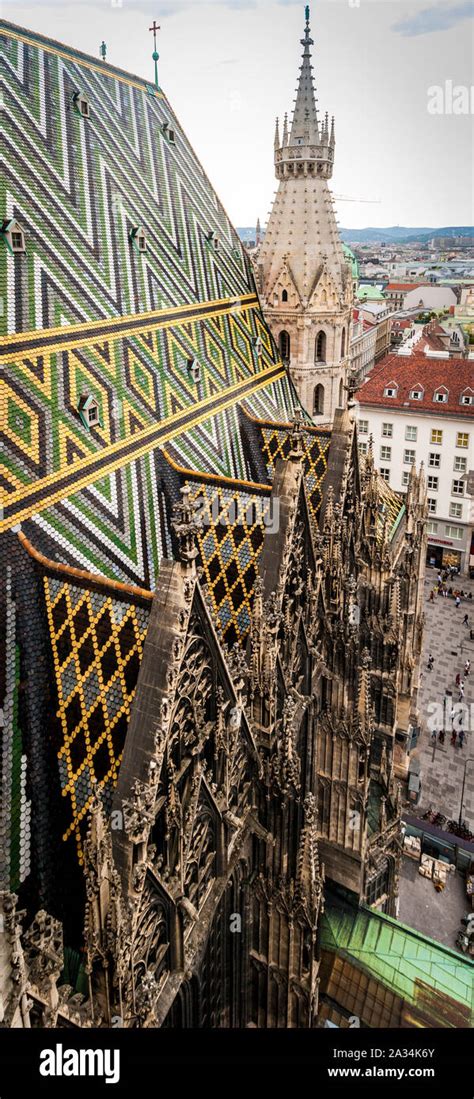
99,41,107,61
149,20,161,90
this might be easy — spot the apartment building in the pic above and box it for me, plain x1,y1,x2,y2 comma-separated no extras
356,349,474,574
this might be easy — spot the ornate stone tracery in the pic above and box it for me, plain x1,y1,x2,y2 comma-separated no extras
3,408,426,1030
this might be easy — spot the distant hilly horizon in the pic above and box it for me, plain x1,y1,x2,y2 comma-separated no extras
237,226,474,245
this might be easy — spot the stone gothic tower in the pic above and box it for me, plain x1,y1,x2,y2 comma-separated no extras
257,7,353,423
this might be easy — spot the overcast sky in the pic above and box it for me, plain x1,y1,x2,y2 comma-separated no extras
3,0,473,229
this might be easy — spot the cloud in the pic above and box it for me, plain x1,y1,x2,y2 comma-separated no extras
3,0,256,11
392,1,474,37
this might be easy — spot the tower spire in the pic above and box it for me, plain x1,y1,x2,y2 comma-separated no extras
289,6,319,146
257,5,352,425
282,112,288,146
330,115,335,147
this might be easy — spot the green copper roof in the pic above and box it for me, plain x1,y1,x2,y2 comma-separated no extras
320,899,474,1024
342,243,360,280
356,283,385,301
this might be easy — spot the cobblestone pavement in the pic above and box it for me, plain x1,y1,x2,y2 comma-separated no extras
416,570,474,829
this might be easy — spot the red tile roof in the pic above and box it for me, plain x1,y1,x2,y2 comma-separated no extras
386,282,422,291
357,350,474,418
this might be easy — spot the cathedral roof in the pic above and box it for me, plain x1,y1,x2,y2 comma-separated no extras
1,20,326,866
1,19,306,564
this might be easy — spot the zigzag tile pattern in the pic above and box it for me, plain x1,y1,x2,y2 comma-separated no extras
1,22,295,530
0,23,311,893
1,25,250,330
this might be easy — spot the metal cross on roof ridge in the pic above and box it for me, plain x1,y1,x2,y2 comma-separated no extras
149,20,161,89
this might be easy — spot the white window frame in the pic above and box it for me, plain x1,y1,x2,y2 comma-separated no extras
445,525,463,540
431,429,443,445
449,502,463,519
452,479,465,496
428,452,440,468
405,425,417,441
382,423,393,437
358,419,369,434
427,475,439,491
380,445,391,462
456,432,469,449
403,449,416,465
454,456,467,473
379,467,390,482
428,498,437,514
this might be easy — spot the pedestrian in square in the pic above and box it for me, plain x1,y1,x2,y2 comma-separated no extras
451,728,457,747
456,672,461,688
455,595,461,608
465,660,470,677
459,729,465,748
463,613,469,627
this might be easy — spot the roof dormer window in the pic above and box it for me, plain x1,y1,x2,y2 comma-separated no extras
461,390,473,405
129,226,147,253
409,386,424,400
434,387,448,403
161,121,176,144
384,382,398,398
205,230,219,251
1,219,26,253
78,394,101,429
73,92,90,118
187,357,201,383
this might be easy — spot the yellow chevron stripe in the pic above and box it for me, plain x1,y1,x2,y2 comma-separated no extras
1,365,286,529
0,294,259,363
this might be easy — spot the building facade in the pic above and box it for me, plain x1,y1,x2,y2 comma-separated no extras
350,309,377,385
358,301,394,363
385,283,422,310
256,10,353,424
357,350,474,574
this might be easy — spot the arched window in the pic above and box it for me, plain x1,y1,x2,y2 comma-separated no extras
315,331,326,362
338,379,344,407
279,330,290,361
282,289,288,302
313,384,324,415
341,327,346,358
